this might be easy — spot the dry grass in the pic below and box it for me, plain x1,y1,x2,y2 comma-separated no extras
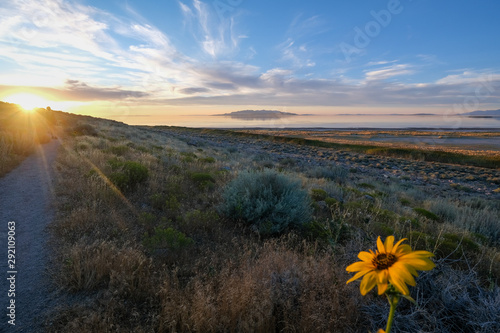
0,102,61,175
157,239,366,333
44,113,500,332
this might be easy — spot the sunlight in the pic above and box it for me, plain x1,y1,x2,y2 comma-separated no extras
3,93,51,111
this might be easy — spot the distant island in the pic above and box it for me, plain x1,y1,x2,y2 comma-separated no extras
461,109,500,117
213,110,300,120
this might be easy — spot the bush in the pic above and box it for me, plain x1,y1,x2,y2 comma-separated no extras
311,188,328,201
325,197,339,207
219,169,312,235
143,227,193,252
190,172,215,189
107,145,130,156
305,165,349,184
413,207,440,221
109,160,149,191
70,123,98,136
200,156,216,163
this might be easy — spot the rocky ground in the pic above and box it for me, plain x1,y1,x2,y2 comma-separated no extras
153,127,500,199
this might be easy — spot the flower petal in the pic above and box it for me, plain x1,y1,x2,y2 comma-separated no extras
392,238,408,253
358,251,374,262
360,271,377,295
346,261,373,272
404,263,419,277
399,256,436,271
346,268,372,284
390,263,416,287
395,244,412,255
377,236,385,253
377,281,388,295
377,270,389,295
405,250,435,258
377,269,388,285
384,235,395,253
389,273,410,296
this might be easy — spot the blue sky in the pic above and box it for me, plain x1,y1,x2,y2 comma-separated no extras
1,0,500,117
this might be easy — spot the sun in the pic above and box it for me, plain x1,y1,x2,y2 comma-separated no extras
3,93,51,111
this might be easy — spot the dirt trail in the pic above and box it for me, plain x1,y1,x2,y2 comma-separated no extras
0,140,60,332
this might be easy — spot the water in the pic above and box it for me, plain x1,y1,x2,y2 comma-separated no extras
108,114,500,129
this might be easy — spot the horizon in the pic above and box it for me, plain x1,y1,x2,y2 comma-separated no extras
1,0,500,125
3,99,500,129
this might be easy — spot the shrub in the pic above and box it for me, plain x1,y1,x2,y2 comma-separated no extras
219,169,312,235
150,193,165,210
305,165,349,183
453,205,500,243
180,151,197,163
325,197,339,207
429,198,458,222
279,157,296,167
413,207,440,221
358,182,376,190
71,123,98,136
190,172,215,189
310,188,328,201
109,160,149,191
107,145,130,156
143,227,193,252
200,156,216,163
399,198,411,206
435,233,480,259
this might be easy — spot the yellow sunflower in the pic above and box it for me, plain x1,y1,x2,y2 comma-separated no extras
346,236,435,296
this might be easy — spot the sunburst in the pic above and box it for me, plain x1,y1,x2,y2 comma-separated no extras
3,93,51,111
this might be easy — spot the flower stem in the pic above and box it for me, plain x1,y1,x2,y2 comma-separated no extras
385,293,400,333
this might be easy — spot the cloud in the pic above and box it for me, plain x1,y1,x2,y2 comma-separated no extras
276,14,329,69
436,70,500,85
0,80,148,102
179,0,243,58
179,87,211,95
364,64,414,81
62,80,148,100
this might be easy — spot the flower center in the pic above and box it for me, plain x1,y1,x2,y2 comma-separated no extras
373,253,397,270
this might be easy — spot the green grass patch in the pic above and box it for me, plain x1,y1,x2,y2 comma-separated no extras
413,207,440,221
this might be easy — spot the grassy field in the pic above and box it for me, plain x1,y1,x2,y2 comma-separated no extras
8,112,498,332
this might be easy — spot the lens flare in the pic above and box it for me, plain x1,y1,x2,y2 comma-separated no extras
3,93,51,111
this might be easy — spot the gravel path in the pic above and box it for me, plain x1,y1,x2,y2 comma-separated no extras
0,140,60,332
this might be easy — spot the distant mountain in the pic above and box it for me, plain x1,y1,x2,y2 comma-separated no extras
213,110,299,119
461,109,500,117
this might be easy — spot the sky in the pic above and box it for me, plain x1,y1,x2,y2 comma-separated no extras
1,0,500,121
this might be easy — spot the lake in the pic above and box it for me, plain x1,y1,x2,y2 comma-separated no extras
108,114,500,129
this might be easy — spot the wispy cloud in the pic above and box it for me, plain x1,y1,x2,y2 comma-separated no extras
436,70,500,85
277,15,328,69
364,63,414,81
0,80,148,101
178,0,242,58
